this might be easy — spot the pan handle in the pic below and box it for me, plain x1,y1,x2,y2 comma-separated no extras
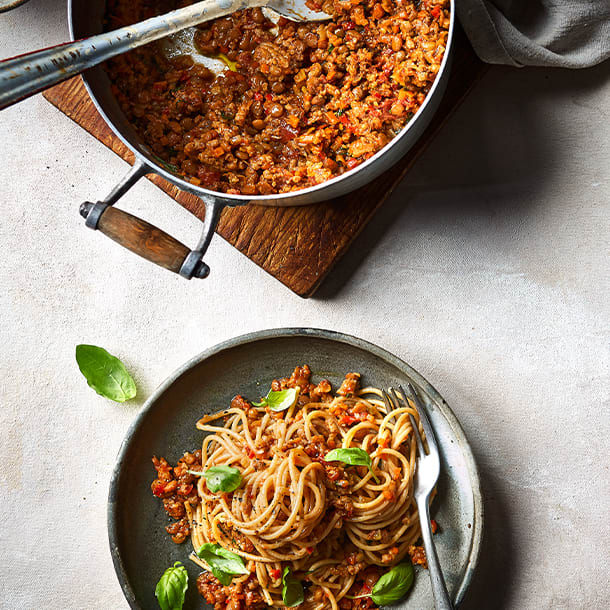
79,160,226,279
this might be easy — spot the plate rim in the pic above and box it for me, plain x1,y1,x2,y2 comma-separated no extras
108,327,484,608
0,0,29,13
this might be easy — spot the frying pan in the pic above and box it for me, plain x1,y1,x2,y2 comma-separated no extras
69,0,455,279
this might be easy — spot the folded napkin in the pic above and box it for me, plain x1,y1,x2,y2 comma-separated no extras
457,0,610,68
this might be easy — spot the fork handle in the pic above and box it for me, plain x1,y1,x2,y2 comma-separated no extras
417,497,454,610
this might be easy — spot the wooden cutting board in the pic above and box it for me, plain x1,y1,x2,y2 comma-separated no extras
43,25,485,297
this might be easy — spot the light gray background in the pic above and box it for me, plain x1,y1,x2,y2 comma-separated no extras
1,1,609,608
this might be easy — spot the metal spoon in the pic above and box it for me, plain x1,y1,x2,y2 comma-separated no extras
0,0,329,110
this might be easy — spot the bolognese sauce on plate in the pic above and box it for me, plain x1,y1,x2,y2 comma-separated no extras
151,365,435,609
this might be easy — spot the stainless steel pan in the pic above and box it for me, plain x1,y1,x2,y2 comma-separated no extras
69,0,455,279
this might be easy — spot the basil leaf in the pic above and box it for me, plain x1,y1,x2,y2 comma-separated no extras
252,387,299,412
324,448,379,483
197,543,249,585
200,465,242,493
371,562,415,605
75,344,136,402
155,561,188,610
282,567,304,607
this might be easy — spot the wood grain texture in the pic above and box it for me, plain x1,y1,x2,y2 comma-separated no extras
95,205,191,273
43,25,485,297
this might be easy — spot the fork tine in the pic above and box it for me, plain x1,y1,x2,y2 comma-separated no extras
403,383,439,455
391,386,426,456
381,389,395,416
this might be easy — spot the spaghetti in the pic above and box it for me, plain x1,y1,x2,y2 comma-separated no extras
152,366,429,609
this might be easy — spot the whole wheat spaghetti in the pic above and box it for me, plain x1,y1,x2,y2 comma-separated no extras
152,366,428,609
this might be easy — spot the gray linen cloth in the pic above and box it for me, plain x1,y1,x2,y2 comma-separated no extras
457,0,610,67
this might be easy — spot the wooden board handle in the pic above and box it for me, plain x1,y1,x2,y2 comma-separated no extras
80,202,209,279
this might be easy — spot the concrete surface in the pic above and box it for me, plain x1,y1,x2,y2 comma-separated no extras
1,1,609,609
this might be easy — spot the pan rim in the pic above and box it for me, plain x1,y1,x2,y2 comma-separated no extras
67,0,455,204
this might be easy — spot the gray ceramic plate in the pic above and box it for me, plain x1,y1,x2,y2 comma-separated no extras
109,328,483,609
0,0,29,12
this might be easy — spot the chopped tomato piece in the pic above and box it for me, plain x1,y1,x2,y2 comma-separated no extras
152,482,165,497
378,436,390,449
279,125,299,141
196,167,221,186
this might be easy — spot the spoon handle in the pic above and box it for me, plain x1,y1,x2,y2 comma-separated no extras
0,0,264,110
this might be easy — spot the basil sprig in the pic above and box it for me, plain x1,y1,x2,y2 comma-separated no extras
282,567,304,607
155,561,188,610
197,543,249,585
252,387,299,412
324,448,379,483
190,465,242,493
370,562,415,605
75,344,136,402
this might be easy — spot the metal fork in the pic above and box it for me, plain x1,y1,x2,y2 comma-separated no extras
387,384,454,610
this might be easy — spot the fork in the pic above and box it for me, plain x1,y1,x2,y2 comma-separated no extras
386,384,454,610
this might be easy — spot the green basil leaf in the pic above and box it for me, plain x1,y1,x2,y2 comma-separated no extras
324,448,371,468
75,344,136,402
252,387,299,412
200,465,242,493
324,448,379,483
370,562,414,605
211,566,232,587
282,567,304,607
155,561,188,610
197,543,249,585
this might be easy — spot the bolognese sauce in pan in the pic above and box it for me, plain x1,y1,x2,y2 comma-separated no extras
105,0,449,195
